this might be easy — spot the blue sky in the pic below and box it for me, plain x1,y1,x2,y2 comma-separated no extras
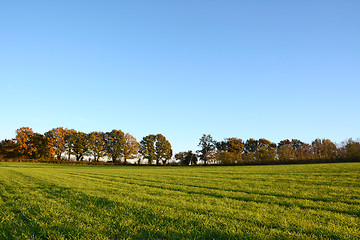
1,1,359,153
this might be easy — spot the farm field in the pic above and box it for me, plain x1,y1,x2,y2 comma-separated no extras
0,162,359,239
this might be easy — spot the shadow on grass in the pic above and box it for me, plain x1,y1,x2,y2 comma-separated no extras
0,171,246,239
67,171,360,218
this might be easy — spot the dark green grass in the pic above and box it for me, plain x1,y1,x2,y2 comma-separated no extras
0,163,359,239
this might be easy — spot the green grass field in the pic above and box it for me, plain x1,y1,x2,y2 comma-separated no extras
0,162,359,239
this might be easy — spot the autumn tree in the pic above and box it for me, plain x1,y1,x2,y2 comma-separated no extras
244,138,258,153
139,134,156,164
312,138,337,161
0,139,18,158
216,138,244,165
254,146,276,164
64,129,77,160
296,143,312,161
139,134,172,165
344,138,360,161
155,134,172,164
104,130,125,163
243,151,255,164
175,151,197,165
45,127,69,160
70,131,89,161
32,133,52,159
124,133,139,163
88,131,106,162
198,134,216,165
290,139,304,150
254,138,276,163
278,144,296,163
278,139,291,148
15,127,36,157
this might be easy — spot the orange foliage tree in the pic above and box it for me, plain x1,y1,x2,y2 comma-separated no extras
45,127,69,160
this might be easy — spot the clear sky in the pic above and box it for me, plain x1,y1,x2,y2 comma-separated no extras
1,0,359,153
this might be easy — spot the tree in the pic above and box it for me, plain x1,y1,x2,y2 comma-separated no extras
139,134,156,164
88,131,106,162
124,133,139,163
15,127,36,157
139,134,172,165
198,134,216,165
244,138,258,153
278,139,291,148
312,138,337,161
155,134,172,165
175,151,194,165
216,138,244,165
226,138,245,154
258,138,275,148
64,129,77,160
296,143,311,161
104,130,125,163
290,139,304,150
32,133,52,159
278,144,296,163
278,139,300,163
175,152,185,164
0,139,18,158
254,146,276,164
175,151,197,165
70,131,89,161
243,152,255,164
187,151,198,165
45,127,69,160
344,138,360,161
217,151,237,165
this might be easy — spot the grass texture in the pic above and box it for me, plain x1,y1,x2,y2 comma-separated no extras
0,162,359,239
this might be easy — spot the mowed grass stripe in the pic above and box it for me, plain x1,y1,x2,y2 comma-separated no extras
0,167,312,239
6,164,360,232
60,169,360,216
0,162,359,239
0,168,325,239
59,170,360,220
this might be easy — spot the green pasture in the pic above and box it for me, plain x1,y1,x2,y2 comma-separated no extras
0,162,359,239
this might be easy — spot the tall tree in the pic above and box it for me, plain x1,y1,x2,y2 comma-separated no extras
254,146,276,164
155,134,172,165
258,138,275,148
88,131,106,162
15,127,36,158
104,130,125,163
278,139,291,148
312,138,337,161
0,139,18,158
71,131,89,161
139,134,172,165
296,143,311,161
344,138,360,161
244,138,258,153
64,129,77,160
290,139,304,150
278,144,296,163
45,127,69,160
198,134,216,165
32,133,52,159
217,138,244,165
124,133,139,163
139,134,156,164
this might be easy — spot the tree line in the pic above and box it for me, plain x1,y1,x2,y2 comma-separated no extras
184,134,360,165
0,127,359,165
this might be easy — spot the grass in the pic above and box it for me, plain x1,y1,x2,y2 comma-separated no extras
0,162,359,239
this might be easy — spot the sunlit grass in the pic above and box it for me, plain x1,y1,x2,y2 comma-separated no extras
0,162,359,239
